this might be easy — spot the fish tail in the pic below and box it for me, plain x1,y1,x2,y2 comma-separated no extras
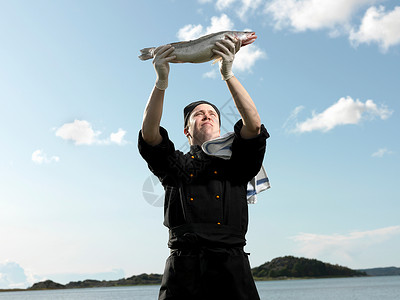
138,47,155,61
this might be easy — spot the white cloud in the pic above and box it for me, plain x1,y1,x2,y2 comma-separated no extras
293,96,392,133
349,6,400,52
0,261,39,289
207,13,235,33
0,260,124,289
291,225,400,261
234,44,266,72
32,150,60,164
212,0,264,20
203,69,219,79
177,14,234,41
177,24,204,41
198,1,399,52
264,0,379,32
55,120,100,145
216,0,236,11
236,0,264,21
55,120,128,146
283,105,305,130
110,128,127,145
372,148,394,157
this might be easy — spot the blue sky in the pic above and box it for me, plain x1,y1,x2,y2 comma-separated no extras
0,0,399,289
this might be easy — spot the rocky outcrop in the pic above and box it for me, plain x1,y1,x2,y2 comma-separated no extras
29,280,65,290
252,256,367,279
28,273,163,290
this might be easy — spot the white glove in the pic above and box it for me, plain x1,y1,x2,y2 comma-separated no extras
153,45,175,90
213,36,241,81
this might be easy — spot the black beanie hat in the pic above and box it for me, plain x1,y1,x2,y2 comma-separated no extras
183,100,221,128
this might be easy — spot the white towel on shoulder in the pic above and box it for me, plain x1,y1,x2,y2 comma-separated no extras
202,132,270,204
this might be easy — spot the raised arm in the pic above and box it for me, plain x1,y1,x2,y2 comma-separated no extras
226,76,261,138
141,45,176,146
213,38,261,139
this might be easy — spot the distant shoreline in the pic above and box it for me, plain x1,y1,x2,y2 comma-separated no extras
2,274,400,293
1,256,398,292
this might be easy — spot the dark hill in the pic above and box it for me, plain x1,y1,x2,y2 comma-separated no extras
65,273,162,288
30,280,65,290
27,273,163,290
357,267,400,276
252,256,367,279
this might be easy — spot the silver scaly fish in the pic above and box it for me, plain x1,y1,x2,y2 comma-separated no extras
138,31,257,64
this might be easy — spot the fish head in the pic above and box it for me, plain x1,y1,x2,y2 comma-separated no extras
229,31,257,46
240,31,257,46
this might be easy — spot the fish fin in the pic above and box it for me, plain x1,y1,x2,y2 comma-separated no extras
138,47,155,61
212,57,222,65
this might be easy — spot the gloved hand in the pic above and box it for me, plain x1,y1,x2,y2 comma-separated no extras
153,45,176,90
213,36,241,81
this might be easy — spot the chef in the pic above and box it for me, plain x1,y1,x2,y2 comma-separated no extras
138,37,269,300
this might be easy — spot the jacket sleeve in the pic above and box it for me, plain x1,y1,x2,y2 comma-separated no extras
229,120,270,183
138,126,176,181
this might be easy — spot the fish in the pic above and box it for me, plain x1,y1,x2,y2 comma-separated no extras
138,31,257,64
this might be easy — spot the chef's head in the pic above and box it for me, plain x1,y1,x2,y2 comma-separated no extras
183,100,221,146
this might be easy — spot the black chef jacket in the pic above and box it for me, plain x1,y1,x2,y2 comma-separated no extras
138,120,269,300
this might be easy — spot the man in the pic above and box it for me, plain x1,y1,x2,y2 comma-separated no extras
138,37,269,300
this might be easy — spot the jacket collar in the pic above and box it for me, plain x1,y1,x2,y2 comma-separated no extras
189,145,202,155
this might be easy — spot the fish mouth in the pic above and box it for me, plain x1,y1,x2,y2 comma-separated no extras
242,32,257,46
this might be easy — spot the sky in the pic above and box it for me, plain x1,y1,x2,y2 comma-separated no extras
0,0,399,289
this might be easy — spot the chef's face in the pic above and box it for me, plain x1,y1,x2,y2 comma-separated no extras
185,104,221,145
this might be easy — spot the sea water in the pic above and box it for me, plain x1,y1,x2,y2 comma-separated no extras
0,276,399,299
256,276,400,300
